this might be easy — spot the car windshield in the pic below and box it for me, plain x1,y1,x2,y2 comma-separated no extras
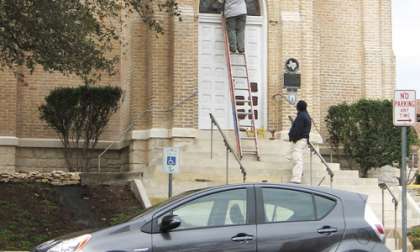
130,189,201,221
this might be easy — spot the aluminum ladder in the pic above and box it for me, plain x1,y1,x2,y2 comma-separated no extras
222,18,260,161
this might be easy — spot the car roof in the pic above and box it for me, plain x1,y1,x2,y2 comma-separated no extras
194,182,365,201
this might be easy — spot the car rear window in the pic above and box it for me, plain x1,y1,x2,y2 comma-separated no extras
262,188,316,223
314,195,336,219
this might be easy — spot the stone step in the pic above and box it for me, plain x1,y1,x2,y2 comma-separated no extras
183,141,295,157
305,170,360,179
314,177,379,186
386,238,399,250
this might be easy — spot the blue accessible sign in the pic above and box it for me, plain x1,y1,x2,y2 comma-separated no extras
162,147,180,174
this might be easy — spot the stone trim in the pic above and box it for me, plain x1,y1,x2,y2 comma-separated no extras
198,13,264,25
131,128,198,140
0,136,128,150
179,4,194,17
0,128,198,149
0,136,18,146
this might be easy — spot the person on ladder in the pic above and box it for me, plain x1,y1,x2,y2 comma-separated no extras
288,100,312,184
217,0,247,53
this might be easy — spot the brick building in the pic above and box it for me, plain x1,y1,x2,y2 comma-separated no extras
0,0,395,188
416,100,420,135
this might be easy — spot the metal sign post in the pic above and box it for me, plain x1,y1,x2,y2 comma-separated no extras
393,90,416,252
401,126,408,252
163,147,180,198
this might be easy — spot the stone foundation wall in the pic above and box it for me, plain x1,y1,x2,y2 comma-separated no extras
0,146,130,173
0,146,16,173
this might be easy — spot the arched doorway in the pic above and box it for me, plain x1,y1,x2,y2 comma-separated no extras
198,0,267,129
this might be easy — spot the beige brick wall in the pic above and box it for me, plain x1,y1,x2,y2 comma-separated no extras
0,0,396,173
0,0,396,138
170,4,198,129
316,0,365,136
0,70,17,136
266,0,282,131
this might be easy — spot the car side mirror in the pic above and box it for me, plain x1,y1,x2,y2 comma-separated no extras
160,215,181,232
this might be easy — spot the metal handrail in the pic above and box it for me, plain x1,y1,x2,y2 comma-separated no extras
97,123,134,172
378,182,399,247
288,116,334,188
209,113,247,183
97,90,198,172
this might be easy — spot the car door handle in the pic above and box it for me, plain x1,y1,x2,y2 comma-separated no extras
317,226,338,235
231,233,254,242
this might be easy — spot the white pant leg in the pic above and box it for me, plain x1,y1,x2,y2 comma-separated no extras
291,139,307,183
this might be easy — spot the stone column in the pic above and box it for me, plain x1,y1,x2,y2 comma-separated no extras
362,0,384,99
266,0,283,132
170,4,198,130
380,0,395,100
279,0,302,134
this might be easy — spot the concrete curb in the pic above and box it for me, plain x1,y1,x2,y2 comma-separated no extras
130,179,152,208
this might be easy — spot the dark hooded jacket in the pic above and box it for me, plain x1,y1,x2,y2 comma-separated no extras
288,101,311,143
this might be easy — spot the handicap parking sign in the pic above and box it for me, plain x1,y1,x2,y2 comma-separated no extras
167,156,176,166
162,147,180,174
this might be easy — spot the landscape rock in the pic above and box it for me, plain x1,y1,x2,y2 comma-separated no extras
0,170,80,185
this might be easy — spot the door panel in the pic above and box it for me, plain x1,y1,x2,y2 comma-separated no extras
256,187,345,252
198,16,264,129
152,188,256,252
152,225,256,252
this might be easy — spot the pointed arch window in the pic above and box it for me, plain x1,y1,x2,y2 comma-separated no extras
199,0,261,16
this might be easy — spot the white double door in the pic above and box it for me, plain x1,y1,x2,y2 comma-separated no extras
198,14,266,129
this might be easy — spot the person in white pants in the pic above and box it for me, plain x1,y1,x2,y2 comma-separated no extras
288,100,312,184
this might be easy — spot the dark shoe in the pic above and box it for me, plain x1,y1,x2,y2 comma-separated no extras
238,49,245,54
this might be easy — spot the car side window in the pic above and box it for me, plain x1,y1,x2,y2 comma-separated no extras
314,195,336,219
164,189,247,231
262,188,315,223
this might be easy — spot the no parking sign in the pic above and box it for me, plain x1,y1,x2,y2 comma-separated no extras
393,90,416,126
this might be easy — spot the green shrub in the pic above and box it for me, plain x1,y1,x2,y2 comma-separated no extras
39,85,122,171
325,99,418,177
409,226,420,249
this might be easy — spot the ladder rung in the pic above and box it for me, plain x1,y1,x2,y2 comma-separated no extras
241,137,256,140
236,101,251,106
240,124,253,128
235,88,249,91
235,99,252,103
232,76,248,79
237,112,253,116
243,150,258,153
232,63,246,67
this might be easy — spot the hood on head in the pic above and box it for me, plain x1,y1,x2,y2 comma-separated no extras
296,100,307,112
